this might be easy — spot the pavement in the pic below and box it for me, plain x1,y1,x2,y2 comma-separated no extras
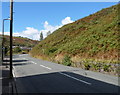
12,54,120,94
1,57,17,95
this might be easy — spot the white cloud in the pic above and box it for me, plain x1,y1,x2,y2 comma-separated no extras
61,17,73,25
14,27,40,40
41,21,62,38
0,17,74,40
23,27,38,35
0,27,40,40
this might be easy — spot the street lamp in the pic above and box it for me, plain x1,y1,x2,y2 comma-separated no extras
2,18,10,63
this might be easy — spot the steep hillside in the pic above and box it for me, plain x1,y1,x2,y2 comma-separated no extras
30,4,119,75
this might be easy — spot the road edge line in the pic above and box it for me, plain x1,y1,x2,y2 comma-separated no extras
59,72,91,85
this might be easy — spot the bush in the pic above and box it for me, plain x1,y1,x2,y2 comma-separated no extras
4,46,9,55
22,50,29,54
13,46,22,53
44,48,57,55
92,63,101,70
103,64,111,72
49,48,57,53
62,55,72,66
83,62,91,70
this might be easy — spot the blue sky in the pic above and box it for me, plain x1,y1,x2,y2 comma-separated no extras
1,2,118,40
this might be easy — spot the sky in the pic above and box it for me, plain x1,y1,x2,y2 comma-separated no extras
1,2,118,40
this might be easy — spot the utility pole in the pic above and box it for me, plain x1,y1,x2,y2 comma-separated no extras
10,0,13,78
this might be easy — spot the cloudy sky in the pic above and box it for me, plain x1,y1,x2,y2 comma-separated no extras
1,2,117,40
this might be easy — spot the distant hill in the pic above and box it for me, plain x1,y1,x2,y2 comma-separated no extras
30,4,119,75
2,35,39,54
3,35,39,47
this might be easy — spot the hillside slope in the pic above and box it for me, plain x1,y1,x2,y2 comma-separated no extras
30,4,119,75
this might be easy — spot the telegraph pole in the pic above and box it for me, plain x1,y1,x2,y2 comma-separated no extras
10,0,13,78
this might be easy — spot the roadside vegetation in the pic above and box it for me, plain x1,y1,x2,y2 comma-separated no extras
30,4,119,76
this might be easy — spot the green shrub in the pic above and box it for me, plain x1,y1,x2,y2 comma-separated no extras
83,62,91,70
4,46,9,55
92,63,101,70
13,46,22,53
103,64,111,72
62,55,72,66
22,50,29,54
44,48,57,55
49,48,57,53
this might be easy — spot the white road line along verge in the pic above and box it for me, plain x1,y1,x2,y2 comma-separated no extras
12,67,18,94
23,58,27,60
30,61,37,64
40,65,52,70
9,82,12,93
13,67,17,81
0,77,2,80
59,72,91,85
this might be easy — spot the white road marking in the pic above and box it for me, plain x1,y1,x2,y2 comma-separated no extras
13,67,17,81
59,72,91,85
30,61,37,64
0,77,2,80
23,58,27,60
9,82,12,93
40,65,52,70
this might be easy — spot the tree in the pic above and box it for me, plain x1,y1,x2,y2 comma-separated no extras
47,31,51,36
40,32,43,41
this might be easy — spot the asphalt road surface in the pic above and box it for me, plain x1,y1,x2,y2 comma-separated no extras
12,54,119,94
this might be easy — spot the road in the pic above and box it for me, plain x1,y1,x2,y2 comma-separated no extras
12,54,119,94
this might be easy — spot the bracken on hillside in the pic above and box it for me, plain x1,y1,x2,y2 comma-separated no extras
30,4,119,75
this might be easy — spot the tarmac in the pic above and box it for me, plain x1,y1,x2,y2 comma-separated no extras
1,56,119,94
